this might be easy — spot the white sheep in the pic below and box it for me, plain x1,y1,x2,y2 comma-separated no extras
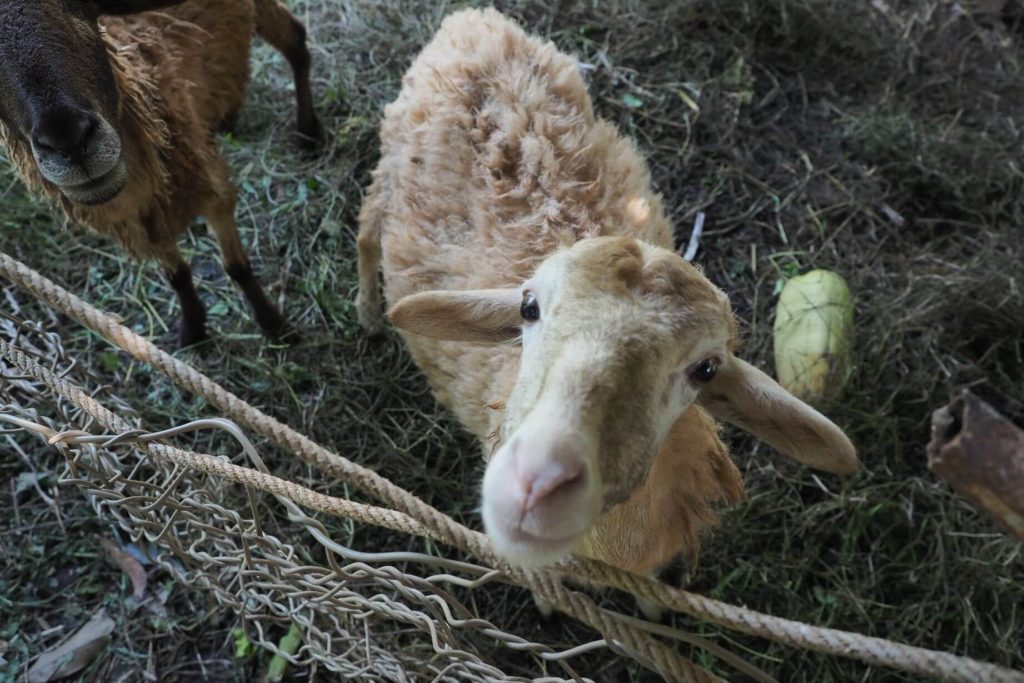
356,8,857,614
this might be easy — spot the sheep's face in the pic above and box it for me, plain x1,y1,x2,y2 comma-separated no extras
390,234,860,569
481,238,737,566
0,1,179,204
393,236,735,564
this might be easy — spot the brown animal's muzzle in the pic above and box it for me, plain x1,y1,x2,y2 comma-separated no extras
30,105,126,204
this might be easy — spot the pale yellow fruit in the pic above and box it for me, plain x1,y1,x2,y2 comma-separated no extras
773,269,853,402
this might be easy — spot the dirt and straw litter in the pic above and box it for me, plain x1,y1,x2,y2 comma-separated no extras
1,0,1022,681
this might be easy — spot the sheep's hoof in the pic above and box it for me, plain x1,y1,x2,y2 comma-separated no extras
178,323,209,349
637,597,664,623
356,295,385,337
271,322,303,346
359,315,385,338
533,595,554,619
260,313,300,346
250,299,286,337
297,115,326,152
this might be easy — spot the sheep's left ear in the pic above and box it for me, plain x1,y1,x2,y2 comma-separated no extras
96,0,186,15
387,288,522,343
697,355,859,475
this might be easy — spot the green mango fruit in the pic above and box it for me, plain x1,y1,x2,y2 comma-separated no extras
773,269,853,402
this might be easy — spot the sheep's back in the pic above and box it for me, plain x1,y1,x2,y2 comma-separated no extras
369,8,675,440
108,0,253,132
377,8,673,304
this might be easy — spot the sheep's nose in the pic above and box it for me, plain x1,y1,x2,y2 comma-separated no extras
519,456,586,511
31,108,95,160
482,427,602,561
503,432,593,528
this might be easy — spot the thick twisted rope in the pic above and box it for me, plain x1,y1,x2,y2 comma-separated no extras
2,249,1022,683
0,336,717,682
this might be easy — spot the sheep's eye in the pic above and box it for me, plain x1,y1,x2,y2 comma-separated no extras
690,358,718,384
520,291,540,322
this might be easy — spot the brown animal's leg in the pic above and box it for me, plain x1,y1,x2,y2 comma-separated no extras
355,197,384,335
253,0,323,146
158,248,208,348
637,591,665,622
204,192,290,340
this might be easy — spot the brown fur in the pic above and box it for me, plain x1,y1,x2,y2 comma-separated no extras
577,407,744,574
358,9,745,576
4,3,243,262
0,0,320,343
570,236,644,294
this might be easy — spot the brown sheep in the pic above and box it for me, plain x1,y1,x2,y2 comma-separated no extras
356,8,858,618
0,0,322,345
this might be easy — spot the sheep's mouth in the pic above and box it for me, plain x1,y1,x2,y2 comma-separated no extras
59,157,128,206
507,525,581,550
486,516,586,567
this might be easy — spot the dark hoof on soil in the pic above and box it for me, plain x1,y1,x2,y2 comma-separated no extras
297,115,326,153
359,315,386,339
178,324,210,349
257,309,299,345
271,322,302,346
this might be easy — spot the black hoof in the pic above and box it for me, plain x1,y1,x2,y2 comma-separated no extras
257,311,286,336
273,323,303,346
297,115,326,152
178,322,209,349
255,307,299,345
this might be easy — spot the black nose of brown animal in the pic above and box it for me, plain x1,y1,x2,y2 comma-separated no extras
31,108,95,160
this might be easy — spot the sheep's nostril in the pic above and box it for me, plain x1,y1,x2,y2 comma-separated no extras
522,459,586,510
31,108,96,159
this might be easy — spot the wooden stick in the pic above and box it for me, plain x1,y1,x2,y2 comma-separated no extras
927,390,1024,542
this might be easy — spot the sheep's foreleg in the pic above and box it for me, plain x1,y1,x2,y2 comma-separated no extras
636,595,664,622
204,193,289,341
158,246,208,348
355,200,384,335
532,594,554,619
636,568,666,621
254,0,323,146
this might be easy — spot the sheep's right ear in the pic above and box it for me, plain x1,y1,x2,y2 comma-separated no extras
387,289,522,343
95,0,186,16
697,356,859,475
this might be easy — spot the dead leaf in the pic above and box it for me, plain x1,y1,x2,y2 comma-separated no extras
122,542,155,566
100,537,147,600
27,610,115,683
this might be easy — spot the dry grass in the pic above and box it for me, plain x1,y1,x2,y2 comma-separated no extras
1,0,1023,680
